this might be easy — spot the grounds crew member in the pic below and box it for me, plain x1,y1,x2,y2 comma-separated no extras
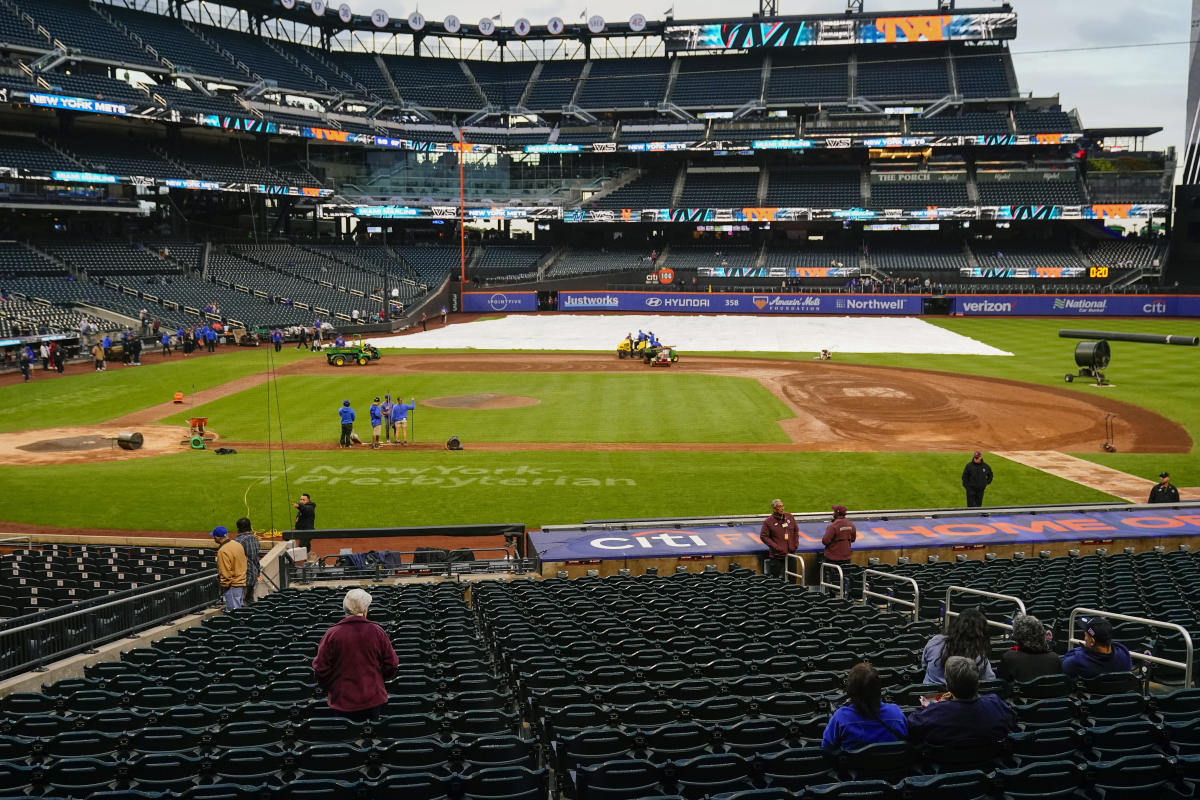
380,395,394,443
338,399,356,448
962,450,993,508
1148,471,1180,503
272,328,283,352
759,498,799,580
211,526,247,611
391,396,416,446
369,397,384,449
822,505,856,566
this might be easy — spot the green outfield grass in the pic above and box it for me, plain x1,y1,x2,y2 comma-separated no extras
159,372,795,444
0,449,1116,532
0,348,308,433
2,316,1196,532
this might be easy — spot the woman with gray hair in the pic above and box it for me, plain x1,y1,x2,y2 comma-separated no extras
312,588,399,720
997,614,1061,682
907,655,1017,747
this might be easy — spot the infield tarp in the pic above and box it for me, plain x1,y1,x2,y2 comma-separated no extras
557,291,923,315
532,509,1200,561
952,295,1200,317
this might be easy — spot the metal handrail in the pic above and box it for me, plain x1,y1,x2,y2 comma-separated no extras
784,553,805,585
1068,607,1193,687
0,571,216,637
863,569,919,621
944,585,1026,633
820,562,845,599
0,570,217,681
297,547,524,582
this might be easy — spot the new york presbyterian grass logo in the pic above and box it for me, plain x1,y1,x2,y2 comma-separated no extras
239,464,637,489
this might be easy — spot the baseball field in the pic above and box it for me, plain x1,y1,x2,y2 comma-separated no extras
0,315,1196,542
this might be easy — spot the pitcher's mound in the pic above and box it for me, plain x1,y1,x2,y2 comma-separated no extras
423,394,540,409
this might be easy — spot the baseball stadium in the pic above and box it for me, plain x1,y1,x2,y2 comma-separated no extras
0,0,1198,797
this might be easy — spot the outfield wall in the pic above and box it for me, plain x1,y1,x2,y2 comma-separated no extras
463,291,1200,317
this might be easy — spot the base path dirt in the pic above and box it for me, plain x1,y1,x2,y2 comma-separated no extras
996,451,1200,504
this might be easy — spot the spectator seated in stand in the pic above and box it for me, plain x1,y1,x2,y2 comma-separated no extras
1061,616,1133,679
907,655,1017,747
997,614,1062,682
822,662,908,751
920,607,996,685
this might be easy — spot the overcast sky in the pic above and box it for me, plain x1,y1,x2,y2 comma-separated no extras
360,0,1187,174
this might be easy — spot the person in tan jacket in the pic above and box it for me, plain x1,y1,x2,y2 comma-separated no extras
91,343,105,372
211,526,247,610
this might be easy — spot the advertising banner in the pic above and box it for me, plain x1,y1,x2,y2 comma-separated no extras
951,295,1200,317
27,92,130,116
556,291,922,315
462,292,539,312
532,508,1200,561
663,12,1016,52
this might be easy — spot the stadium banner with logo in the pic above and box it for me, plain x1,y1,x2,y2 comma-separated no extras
951,295,1200,317
557,291,922,315
532,508,1200,561
462,292,539,313
662,12,1017,52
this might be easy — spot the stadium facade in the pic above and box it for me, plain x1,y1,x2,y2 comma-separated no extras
0,0,1180,340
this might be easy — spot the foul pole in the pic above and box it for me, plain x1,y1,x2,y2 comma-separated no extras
458,141,466,284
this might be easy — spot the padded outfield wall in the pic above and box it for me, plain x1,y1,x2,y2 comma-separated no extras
463,291,1200,317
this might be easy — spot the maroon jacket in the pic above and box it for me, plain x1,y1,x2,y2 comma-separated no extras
822,518,857,562
312,615,399,712
760,512,799,560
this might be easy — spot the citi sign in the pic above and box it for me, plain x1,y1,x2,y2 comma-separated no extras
588,530,772,551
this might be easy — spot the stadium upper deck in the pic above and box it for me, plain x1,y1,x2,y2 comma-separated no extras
0,1,1171,224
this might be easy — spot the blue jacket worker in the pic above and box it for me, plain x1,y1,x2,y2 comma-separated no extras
338,400,356,448
391,397,416,446
380,395,394,443
369,398,384,449
1061,617,1133,678
271,329,283,352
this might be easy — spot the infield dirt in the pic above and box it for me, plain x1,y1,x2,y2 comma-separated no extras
0,354,1186,466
